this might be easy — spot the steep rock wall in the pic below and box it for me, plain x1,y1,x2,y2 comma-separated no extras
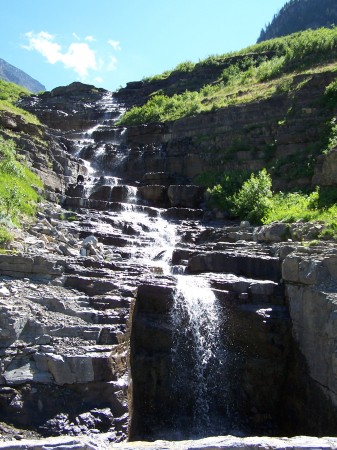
118,72,337,190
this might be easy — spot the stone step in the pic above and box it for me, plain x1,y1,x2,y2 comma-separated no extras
89,295,131,310
187,251,281,282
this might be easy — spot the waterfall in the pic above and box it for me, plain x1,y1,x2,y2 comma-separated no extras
69,92,232,439
170,274,228,436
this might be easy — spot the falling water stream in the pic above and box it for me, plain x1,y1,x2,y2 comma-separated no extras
73,92,230,439
171,275,226,435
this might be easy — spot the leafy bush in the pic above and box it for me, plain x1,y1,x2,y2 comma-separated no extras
204,170,250,211
255,56,286,81
323,79,337,107
231,169,273,224
174,61,195,73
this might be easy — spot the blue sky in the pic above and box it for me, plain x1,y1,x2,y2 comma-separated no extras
1,0,288,92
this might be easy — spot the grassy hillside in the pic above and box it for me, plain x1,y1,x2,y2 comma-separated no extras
119,27,337,125
0,79,41,125
0,80,43,245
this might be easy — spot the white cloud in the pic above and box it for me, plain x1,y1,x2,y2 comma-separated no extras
24,31,98,77
62,42,97,76
24,31,62,64
23,31,121,83
108,39,121,51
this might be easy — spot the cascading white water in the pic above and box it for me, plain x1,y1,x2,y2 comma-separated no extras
116,205,177,275
170,274,227,435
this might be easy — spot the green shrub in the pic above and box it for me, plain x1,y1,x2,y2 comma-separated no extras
174,61,195,72
256,56,286,81
231,169,273,224
0,226,12,247
323,79,337,107
323,118,337,153
205,170,250,211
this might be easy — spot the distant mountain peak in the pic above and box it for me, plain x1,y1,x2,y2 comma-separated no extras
0,58,45,93
258,0,337,42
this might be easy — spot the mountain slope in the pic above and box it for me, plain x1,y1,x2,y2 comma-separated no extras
0,58,45,93
258,0,337,42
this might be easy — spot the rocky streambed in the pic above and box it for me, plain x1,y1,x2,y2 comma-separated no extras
1,190,337,446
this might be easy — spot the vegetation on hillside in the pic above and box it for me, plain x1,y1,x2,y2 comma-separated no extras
0,79,41,125
118,27,337,126
0,135,43,226
258,0,337,43
0,80,44,246
202,168,337,238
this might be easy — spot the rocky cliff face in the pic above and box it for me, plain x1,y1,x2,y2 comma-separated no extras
118,71,337,191
0,81,336,450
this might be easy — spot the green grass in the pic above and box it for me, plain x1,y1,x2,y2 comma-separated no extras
263,188,337,239
202,168,337,238
0,80,45,247
0,79,41,125
0,136,43,230
119,27,337,126
0,226,13,247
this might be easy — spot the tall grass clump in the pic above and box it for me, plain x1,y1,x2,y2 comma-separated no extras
0,136,43,229
263,187,337,239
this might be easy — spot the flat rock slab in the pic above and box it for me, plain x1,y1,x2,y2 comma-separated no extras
111,435,337,450
0,435,106,449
